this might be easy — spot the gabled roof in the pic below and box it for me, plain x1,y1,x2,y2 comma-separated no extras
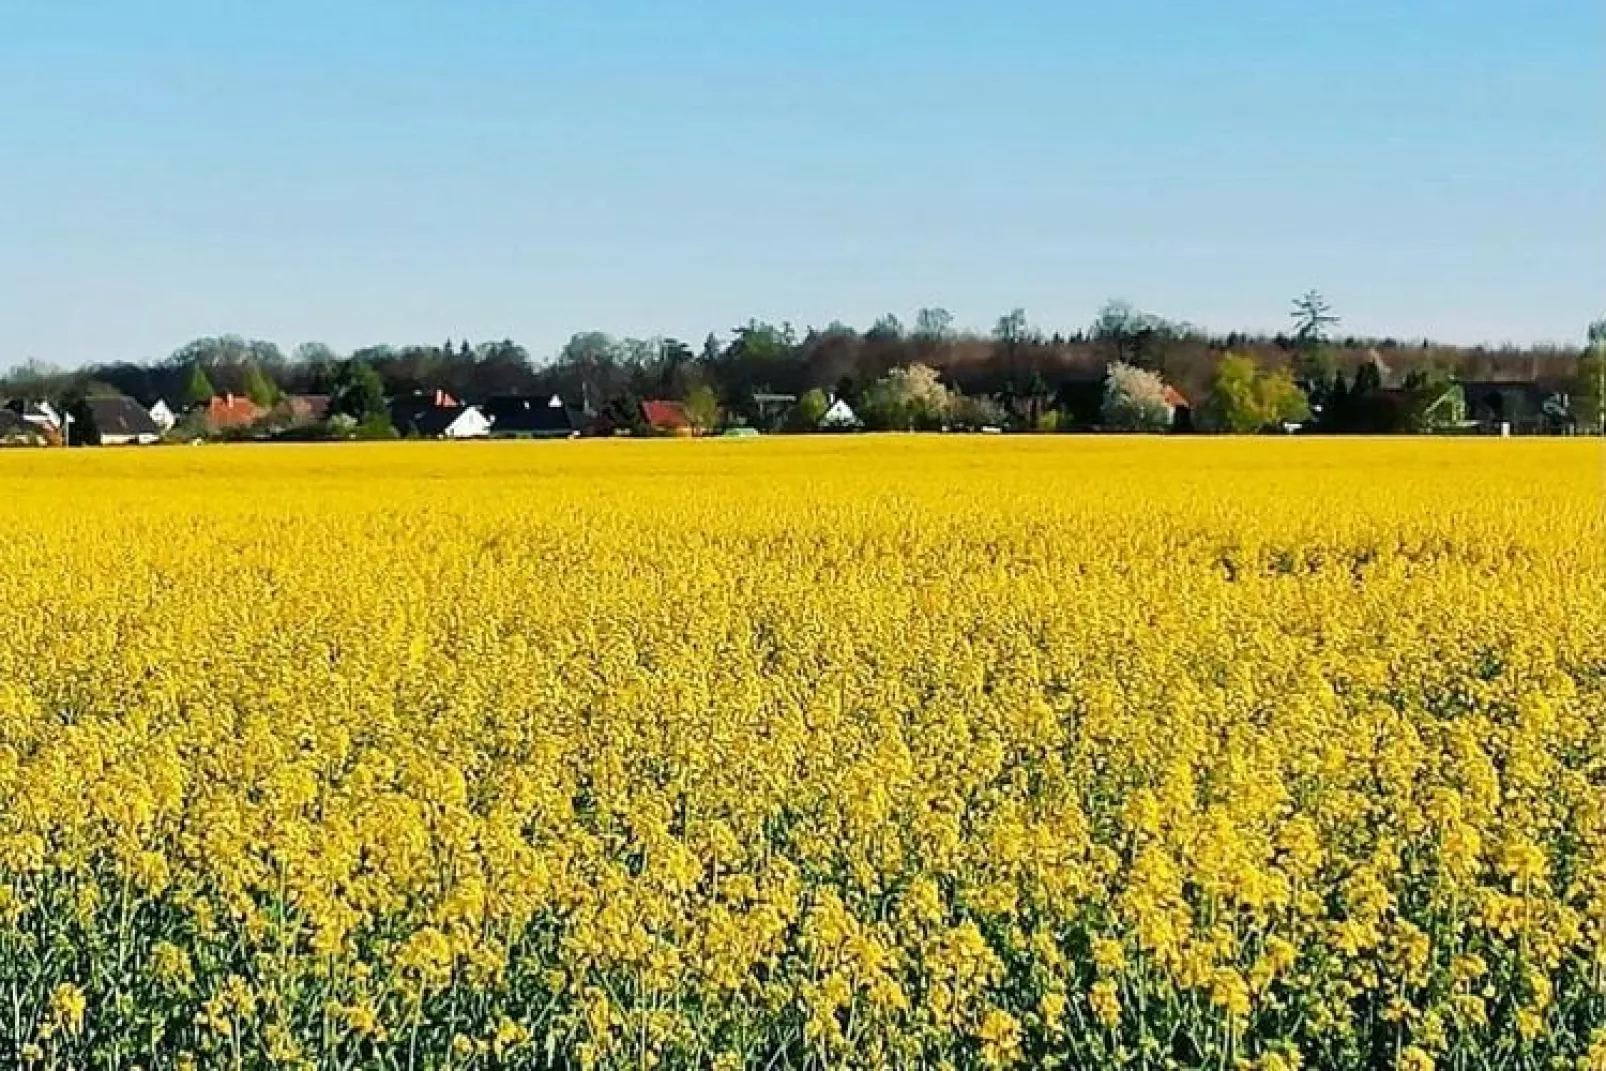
1458,379,1568,397
388,391,461,432
88,396,162,438
483,396,582,435
283,394,330,420
1162,386,1190,409
820,397,860,425
0,410,48,444
410,405,483,437
641,400,691,429
206,394,262,427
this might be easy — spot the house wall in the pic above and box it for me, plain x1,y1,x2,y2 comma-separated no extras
444,409,491,439
821,401,860,427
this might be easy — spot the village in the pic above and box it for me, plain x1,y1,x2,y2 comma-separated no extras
0,388,874,447
0,346,1590,448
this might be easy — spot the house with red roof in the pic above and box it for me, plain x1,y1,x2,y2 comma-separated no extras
640,400,693,435
1162,385,1193,431
205,393,264,430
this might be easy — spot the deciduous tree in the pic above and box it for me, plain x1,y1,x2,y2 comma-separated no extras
1101,362,1174,432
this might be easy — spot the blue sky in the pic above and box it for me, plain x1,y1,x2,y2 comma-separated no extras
2,0,1600,367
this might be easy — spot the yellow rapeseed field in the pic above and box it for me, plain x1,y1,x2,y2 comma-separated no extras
0,437,1603,1069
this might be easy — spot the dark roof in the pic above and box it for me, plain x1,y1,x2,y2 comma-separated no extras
0,410,46,443
483,396,581,435
87,396,161,438
1458,379,1569,397
410,405,476,437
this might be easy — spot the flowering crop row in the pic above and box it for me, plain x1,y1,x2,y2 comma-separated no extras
0,438,1602,1069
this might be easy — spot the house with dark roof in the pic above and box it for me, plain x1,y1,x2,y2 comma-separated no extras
85,396,162,445
411,404,490,439
388,390,467,436
1460,379,1573,434
4,399,66,443
483,396,583,439
0,409,50,447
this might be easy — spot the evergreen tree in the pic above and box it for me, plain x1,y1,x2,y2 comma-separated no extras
242,363,280,408
184,363,214,408
1322,371,1352,432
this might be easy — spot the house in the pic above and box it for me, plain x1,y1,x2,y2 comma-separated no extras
206,393,263,430
388,391,455,435
410,404,491,439
2,400,67,444
819,397,862,429
148,399,177,432
1162,385,1194,432
0,409,49,447
641,400,693,435
482,395,583,439
7,399,63,432
280,394,331,423
1460,380,1573,434
86,396,162,445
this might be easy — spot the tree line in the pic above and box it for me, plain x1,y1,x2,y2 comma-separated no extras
4,298,1601,435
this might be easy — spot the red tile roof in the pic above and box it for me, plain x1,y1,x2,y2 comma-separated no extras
1163,386,1190,409
641,400,692,429
206,394,264,428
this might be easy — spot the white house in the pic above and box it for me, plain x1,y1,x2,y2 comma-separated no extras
447,406,491,439
819,397,862,429
148,399,177,432
421,405,491,440
15,400,63,432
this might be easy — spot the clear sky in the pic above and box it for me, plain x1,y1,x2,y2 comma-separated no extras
2,0,1600,368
